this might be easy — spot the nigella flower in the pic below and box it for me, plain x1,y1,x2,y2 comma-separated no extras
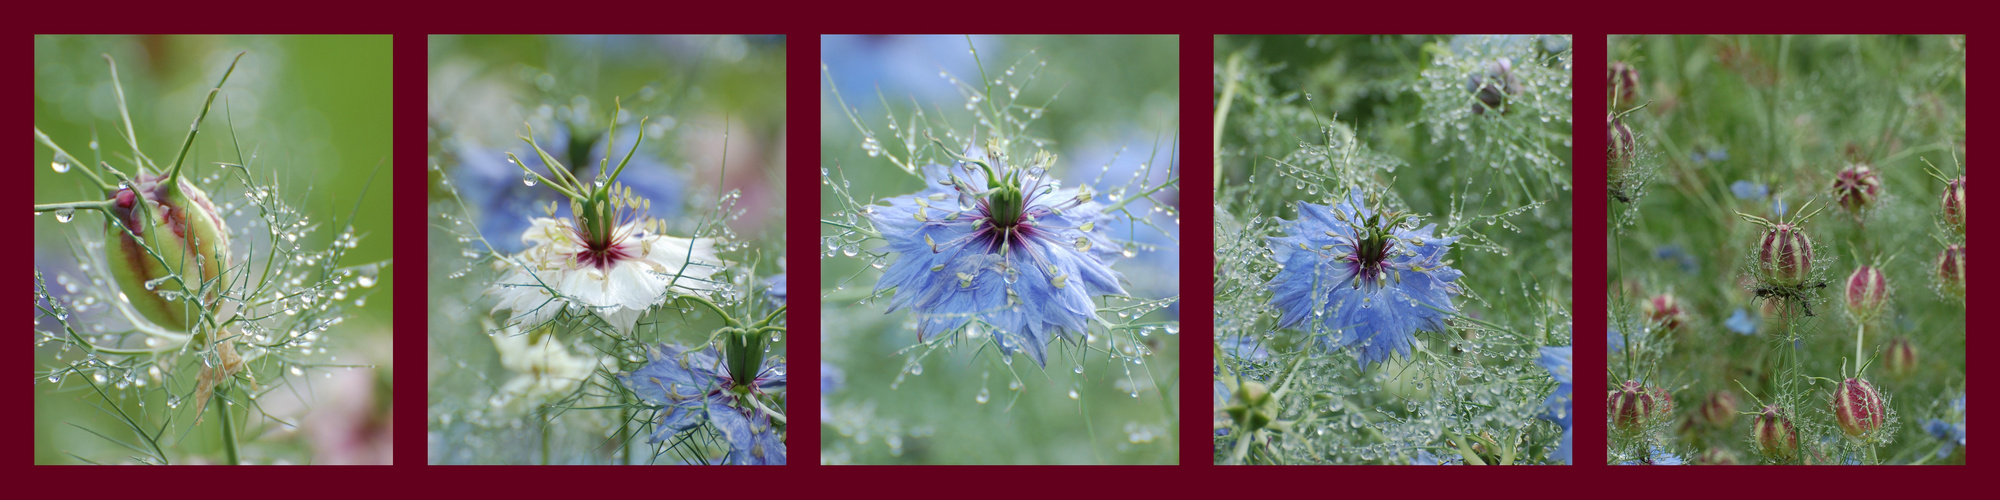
1267,190,1464,368
1608,328,1625,353
1536,346,1573,464
870,162,1125,367
488,325,605,412
1730,180,1768,201
486,118,726,335
620,343,786,465
1925,394,1966,459
1219,335,1270,362
454,124,684,254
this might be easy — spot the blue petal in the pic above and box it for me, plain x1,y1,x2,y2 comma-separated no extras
1725,308,1758,335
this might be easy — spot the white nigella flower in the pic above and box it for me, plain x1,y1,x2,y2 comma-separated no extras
488,325,604,411
484,111,727,334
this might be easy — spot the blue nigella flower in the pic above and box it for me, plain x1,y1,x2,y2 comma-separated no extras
762,273,787,310
1267,191,1464,368
1725,308,1758,335
869,163,1125,367
1219,335,1271,362
620,343,786,465
1609,328,1625,353
1535,345,1574,464
1653,244,1698,273
1731,180,1768,201
1773,197,1790,219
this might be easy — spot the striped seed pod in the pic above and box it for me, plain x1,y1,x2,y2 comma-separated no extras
1831,164,1882,214
1843,265,1890,321
1937,244,1966,300
1609,61,1642,106
1641,293,1685,331
1700,391,1741,429
1942,176,1966,234
1758,223,1814,285
1609,380,1670,432
1830,378,1889,438
105,171,232,331
1751,405,1798,460
1882,336,1918,378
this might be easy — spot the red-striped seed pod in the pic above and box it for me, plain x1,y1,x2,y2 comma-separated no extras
1831,164,1882,214
1697,448,1740,465
1609,380,1671,432
1641,293,1685,331
1942,175,1966,234
1830,378,1889,438
1843,265,1890,321
1758,223,1814,285
1700,391,1741,428
1751,405,1798,460
1937,243,1966,300
1609,61,1642,106
1608,113,1636,165
1883,336,1918,378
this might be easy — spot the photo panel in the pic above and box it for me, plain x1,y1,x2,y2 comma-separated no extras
819,34,1182,465
1213,34,1575,465
32,34,395,464
425,35,789,465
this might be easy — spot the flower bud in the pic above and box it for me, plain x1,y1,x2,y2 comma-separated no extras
1937,243,1965,300
1843,265,1890,321
1882,336,1918,378
1831,164,1882,214
1757,223,1813,285
1224,380,1275,432
1697,448,1740,465
1609,61,1641,106
1641,293,1685,332
1699,391,1740,428
1941,175,1965,234
1830,377,1888,438
1609,380,1671,432
105,171,232,331
1751,405,1798,460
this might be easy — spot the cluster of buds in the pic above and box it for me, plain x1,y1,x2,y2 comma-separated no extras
1829,377,1889,438
1465,58,1522,115
1608,61,1641,107
1842,264,1891,323
1751,405,1799,460
1640,293,1685,332
1608,380,1673,433
1830,164,1882,217
1881,336,1918,378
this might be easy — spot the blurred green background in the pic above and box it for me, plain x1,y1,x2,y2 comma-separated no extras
1606,35,1964,464
33,35,394,464
820,35,1180,465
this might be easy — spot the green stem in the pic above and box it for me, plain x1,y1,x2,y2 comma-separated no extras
218,385,241,465
1214,53,1243,193
33,200,117,213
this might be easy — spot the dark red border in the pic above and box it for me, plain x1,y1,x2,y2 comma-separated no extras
10,12,1985,496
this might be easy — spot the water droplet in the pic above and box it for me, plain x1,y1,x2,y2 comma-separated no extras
522,172,538,186
1068,388,1080,400
50,160,70,173
975,388,991,404
53,208,75,223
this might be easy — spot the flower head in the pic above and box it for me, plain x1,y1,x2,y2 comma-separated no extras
869,162,1126,367
1267,190,1463,368
620,343,786,465
486,113,727,335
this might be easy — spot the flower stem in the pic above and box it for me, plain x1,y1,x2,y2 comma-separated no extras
218,385,241,465
33,200,116,213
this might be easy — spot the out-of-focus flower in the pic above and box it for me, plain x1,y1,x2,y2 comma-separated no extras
1925,394,1966,459
1609,328,1625,353
820,361,842,422
488,326,604,411
1725,308,1758,335
1731,180,1768,201
1267,191,1464,368
869,163,1125,367
620,343,786,465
